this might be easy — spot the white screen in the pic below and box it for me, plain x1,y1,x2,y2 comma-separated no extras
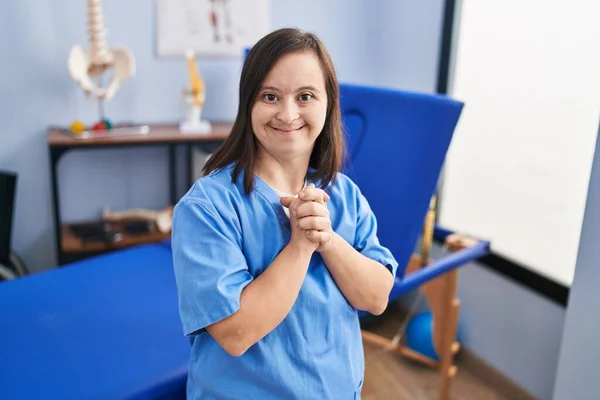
439,0,600,286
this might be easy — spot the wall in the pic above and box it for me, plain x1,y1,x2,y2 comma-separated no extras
454,255,564,399
553,124,600,400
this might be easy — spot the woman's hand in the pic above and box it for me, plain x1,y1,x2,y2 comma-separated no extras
281,183,334,252
281,195,320,254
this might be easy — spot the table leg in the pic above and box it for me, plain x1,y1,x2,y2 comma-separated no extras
49,147,67,266
187,141,223,188
169,144,177,205
187,144,193,189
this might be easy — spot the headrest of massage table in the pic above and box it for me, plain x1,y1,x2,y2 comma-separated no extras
339,83,463,277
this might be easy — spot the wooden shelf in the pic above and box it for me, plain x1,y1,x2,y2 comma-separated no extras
61,221,170,254
48,122,233,147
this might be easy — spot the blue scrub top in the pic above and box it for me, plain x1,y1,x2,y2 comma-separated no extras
171,163,398,399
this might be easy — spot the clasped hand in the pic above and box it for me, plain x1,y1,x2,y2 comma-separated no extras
280,183,334,252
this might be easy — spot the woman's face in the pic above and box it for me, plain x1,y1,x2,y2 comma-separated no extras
251,51,328,163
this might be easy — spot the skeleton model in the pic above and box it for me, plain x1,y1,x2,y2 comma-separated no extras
68,0,135,109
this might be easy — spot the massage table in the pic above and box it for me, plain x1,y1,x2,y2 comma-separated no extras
0,241,188,399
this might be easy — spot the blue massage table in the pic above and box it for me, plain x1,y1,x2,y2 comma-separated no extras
0,241,189,399
0,84,490,399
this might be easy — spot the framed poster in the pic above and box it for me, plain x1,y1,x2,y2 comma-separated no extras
156,0,271,57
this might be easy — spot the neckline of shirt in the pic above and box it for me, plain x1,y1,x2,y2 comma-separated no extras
269,180,308,198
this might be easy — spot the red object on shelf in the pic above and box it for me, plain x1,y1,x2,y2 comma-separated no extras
92,121,107,132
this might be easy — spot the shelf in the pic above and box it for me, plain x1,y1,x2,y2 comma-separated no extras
48,122,233,147
61,221,170,254
48,121,232,265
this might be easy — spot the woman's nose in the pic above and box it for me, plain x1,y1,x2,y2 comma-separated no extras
276,99,300,124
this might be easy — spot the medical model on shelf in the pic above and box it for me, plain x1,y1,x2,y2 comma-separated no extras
179,50,212,134
66,0,147,139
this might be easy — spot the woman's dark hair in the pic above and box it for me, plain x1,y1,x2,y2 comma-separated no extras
202,27,346,194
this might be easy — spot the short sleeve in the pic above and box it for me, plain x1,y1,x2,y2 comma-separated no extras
171,199,253,336
353,189,399,278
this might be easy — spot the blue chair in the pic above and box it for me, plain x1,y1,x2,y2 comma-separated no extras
0,85,489,400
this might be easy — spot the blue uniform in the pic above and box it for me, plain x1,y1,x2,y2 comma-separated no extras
171,163,398,399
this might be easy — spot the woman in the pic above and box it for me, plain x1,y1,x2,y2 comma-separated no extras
172,28,398,399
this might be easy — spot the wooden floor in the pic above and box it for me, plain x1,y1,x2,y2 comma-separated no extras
360,304,536,400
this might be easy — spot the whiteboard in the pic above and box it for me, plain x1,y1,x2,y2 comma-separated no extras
439,0,600,286
156,0,271,57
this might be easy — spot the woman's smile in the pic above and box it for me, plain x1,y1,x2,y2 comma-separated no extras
269,125,306,134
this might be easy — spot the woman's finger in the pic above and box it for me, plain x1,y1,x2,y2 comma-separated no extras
297,216,331,231
302,190,328,204
299,186,330,204
305,229,331,244
280,196,295,208
295,201,329,219
286,198,304,219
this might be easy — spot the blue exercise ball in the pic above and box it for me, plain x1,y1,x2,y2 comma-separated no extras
405,311,461,361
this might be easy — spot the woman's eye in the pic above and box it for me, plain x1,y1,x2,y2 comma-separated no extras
263,93,278,102
299,93,313,102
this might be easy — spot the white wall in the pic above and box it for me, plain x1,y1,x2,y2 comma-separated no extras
456,260,564,399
